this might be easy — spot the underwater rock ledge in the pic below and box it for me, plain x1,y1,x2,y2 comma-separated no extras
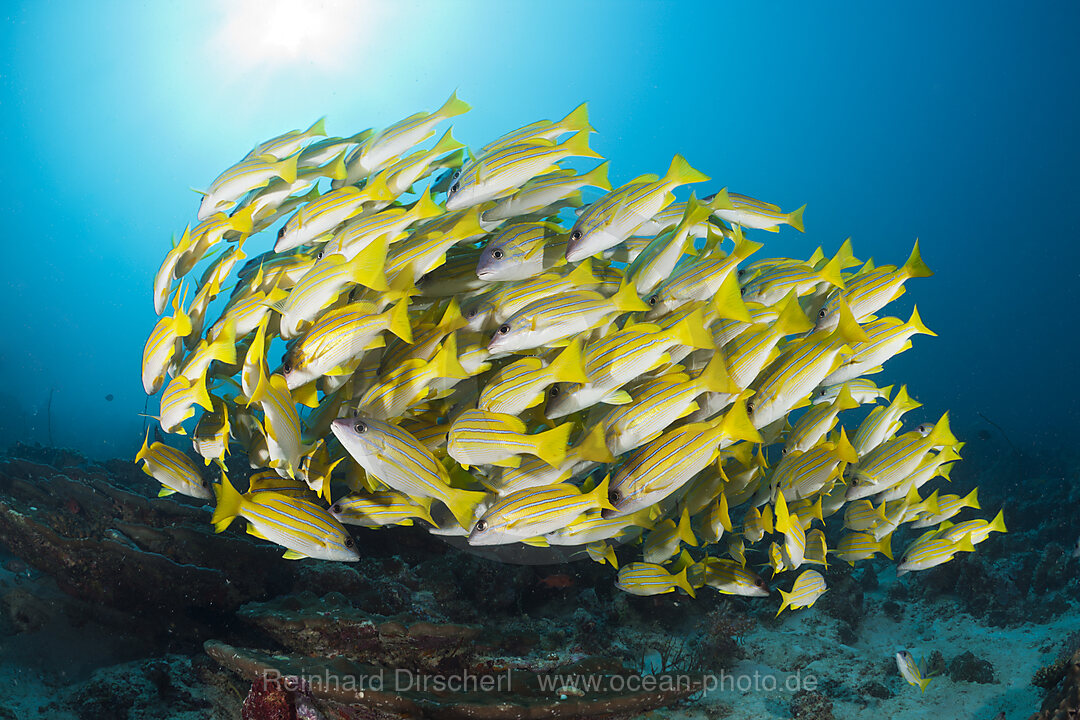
206,639,701,720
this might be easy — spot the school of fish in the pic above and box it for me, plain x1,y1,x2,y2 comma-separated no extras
138,95,1003,613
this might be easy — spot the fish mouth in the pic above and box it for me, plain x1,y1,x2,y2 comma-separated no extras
564,243,588,263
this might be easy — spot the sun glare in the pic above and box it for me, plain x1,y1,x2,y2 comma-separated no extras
209,0,373,74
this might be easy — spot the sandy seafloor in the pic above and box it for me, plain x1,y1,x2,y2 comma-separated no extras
652,574,1072,720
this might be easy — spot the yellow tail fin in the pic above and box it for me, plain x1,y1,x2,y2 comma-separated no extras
697,351,736,394
668,307,715,349
673,567,697,598
610,279,650,313
575,423,614,463
531,423,572,467
442,488,487,530
276,153,299,184
547,337,589,384
581,160,611,191
431,128,465,156
349,234,390,292
907,305,936,337
558,129,603,160
787,205,806,232
211,472,243,533
430,333,468,380
663,154,710,186
384,298,413,343
902,239,933,278
711,271,752,322
437,90,471,118
560,102,593,133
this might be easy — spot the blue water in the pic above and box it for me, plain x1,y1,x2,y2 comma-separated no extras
4,2,1078,460
2,1,1078,458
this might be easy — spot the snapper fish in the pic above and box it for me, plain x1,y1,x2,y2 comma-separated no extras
135,430,212,499
211,473,360,561
565,155,711,262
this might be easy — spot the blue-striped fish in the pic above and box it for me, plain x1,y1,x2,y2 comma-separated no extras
847,413,957,500
475,221,567,281
834,531,893,564
785,384,859,453
283,299,412,390
642,508,698,564
626,194,714,295
246,118,327,161
448,409,572,469
356,334,468,420
739,242,848,306
447,130,602,210
815,240,933,331
142,284,193,394
321,190,444,259
896,651,931,692
484,161,610,222
822,306,936,386
896,528,974,575
712,191,805,233
606,403,761,516
601,352,734,456
911,487,979,528
349,91,471,183
135,430,212,499
545,312,716,418
615,562,696,598
692,558,769,597
211,473,360,561
330,415,488,529
646,233,760,317
198,153,298,220
330,491,436,528
771,430,858,501
477,339,588,415
566,155,710,262
479,102,593,156
468,478,614,546
488,281,649,354
277,239,390,339
776,569,826,615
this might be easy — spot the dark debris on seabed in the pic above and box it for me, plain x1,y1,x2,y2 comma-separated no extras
0,440,1075,719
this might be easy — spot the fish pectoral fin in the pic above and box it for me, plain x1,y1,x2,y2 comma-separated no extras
281,549,308,560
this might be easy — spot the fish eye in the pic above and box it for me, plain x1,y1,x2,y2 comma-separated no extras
452,171,460,180
548,386,559,398
354,421,368,434
818,308,827,318
498,324,511,334
746,400,755,413
282,360,292,373
648,295,658,306
474,520,487,532
316,251,324,260
570,230,582,241
465,308,477,319
608,489,621,504
331,503,341,513
754,578,764,587
781,447,789,455
491,248,503,259
450,182,459,194
277,226,286,239
737,269,745,278
344,536,354,548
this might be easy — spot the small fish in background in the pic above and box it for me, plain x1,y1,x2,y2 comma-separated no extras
538,573,575,589
896,650,932,692
104,394,114,402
